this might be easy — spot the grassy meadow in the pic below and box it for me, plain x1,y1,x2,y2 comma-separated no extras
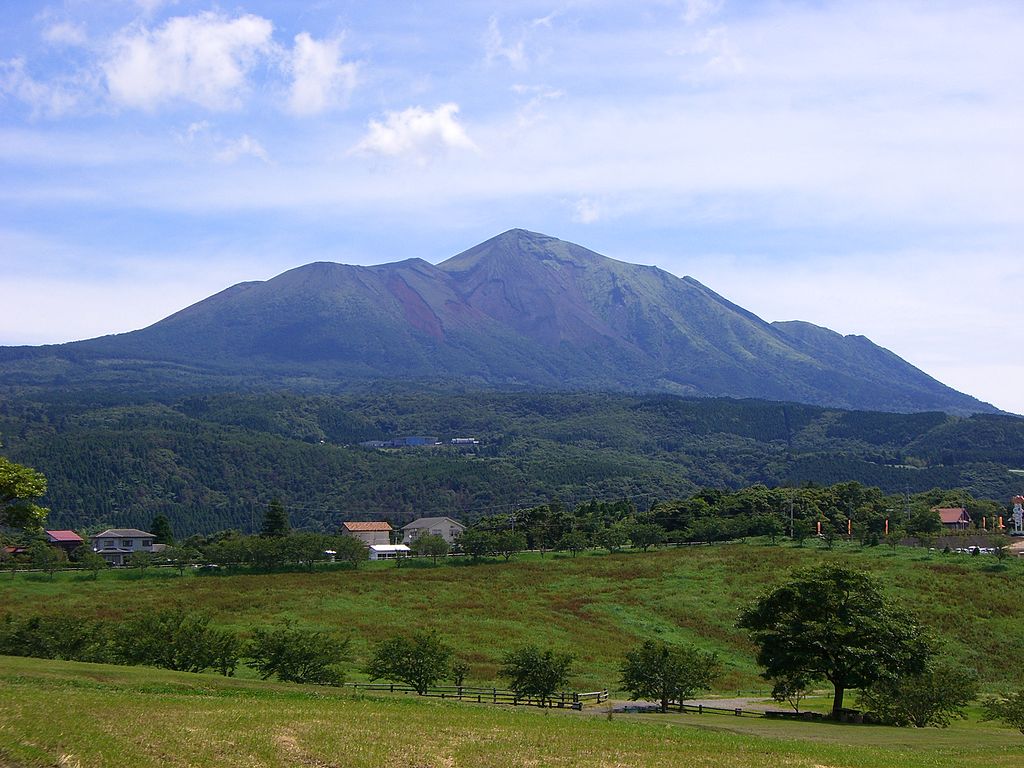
2,655,1023,768
2,541,1022,692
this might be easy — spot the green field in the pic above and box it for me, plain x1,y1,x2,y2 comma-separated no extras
1,655,1021,768
2,542,1022,691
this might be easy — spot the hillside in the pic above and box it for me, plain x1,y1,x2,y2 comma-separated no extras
0,229,997,414
3,544,1022,692
5,656,1021,768
2,389,1021,535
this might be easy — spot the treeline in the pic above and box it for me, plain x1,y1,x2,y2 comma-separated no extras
2,388,1022,536
462,482,1011,553
0,609,345,685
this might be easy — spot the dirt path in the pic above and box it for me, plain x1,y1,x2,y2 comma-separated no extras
610,696,774,713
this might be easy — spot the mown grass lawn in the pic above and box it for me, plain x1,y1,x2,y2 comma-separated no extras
1,541,1021,692
1,656,1021,768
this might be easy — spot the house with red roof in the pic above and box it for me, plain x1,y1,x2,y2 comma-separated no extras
341,521,393,547
935,507,972,530
45,530,84,555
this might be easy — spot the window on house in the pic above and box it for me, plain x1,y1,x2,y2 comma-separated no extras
103,540,115,549
122,539,133,547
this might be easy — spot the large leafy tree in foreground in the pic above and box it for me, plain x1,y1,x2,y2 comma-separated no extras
0,456,48,531
737,562,929,718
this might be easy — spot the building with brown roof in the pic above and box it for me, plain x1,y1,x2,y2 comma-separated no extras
45,530,84,555
935,507,972,530
341,521,393,547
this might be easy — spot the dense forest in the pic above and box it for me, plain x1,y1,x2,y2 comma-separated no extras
1,386,1022,536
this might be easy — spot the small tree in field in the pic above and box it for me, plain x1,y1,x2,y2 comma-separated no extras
365,630,453,694
29,540,63,580
247,625,347,685
771,673,812,713
78,549,108,580
500,645,575,707
620,640,721,712
557,530,589,557
130,550,155,577
411,534,450,564
333,535,368,568
451,660,470,687
163,545,200,576
628,521,666,551
456,529,495,560
982,690,1024,734
493,530,527,561
860,659,978,727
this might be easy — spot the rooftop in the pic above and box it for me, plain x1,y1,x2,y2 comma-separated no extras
342,521,393,532
46,530,84,542
402,516,464,529
92,529,156,538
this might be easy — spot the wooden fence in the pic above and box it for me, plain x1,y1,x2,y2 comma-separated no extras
347,682,608,710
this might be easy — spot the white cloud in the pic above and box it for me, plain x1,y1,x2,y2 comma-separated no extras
484,16,527,69
682,0,724,25
286,32,357,116
354,103,478,162
214,134,269,164
0,58,89,117
102,12,274,111
572,197,601,224
42,21,88,47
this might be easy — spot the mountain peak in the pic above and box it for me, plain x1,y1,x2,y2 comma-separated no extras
5,229,996,415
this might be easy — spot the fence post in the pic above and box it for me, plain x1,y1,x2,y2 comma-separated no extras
698,704,703,715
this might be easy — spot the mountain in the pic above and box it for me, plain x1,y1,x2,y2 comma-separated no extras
0,229,996,414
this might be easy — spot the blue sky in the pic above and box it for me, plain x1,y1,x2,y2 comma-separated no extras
2,0,1022,413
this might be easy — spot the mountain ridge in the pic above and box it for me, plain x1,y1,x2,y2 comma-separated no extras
0,229,997,415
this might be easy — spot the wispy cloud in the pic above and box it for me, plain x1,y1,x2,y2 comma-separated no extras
42,21,88,47
214,134,269,164
0,58,92,118
483,16,527,69
286,32,358,115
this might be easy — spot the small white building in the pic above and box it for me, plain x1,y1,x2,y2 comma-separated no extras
401,516,465,545
369,544,411,561
91,528,156,566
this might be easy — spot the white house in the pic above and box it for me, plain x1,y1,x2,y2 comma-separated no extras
401,516,465,545
91,528,156,566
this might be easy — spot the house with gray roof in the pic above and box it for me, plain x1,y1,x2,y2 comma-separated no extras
401,516,465,545
91,528,156,566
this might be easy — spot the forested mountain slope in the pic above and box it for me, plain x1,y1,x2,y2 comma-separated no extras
2,389,1020,535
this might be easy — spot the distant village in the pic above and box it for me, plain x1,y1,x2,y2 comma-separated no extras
357,436,480,449
7,515,467,567
7,498,1023,571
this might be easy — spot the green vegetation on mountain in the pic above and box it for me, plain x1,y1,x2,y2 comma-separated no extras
1,388,1020,536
